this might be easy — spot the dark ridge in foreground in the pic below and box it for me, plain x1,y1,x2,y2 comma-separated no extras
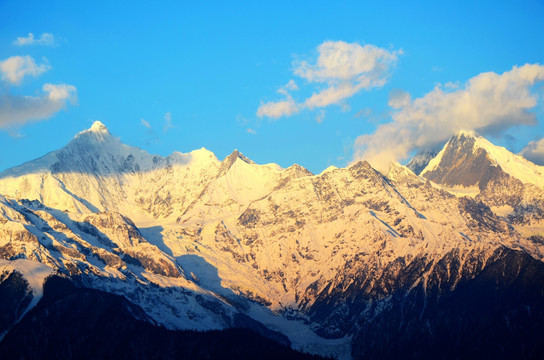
0,276,325,360
350,248,544,360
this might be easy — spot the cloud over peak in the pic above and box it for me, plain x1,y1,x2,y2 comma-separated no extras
353,63,544,173
257,41,400,119
520,138,544,165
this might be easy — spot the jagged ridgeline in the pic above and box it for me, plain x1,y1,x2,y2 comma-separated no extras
0,122,543,359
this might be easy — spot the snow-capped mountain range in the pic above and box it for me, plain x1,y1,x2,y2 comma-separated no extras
1,122,543,359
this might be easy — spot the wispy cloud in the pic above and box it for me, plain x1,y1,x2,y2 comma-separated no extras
236,114,248,126
13,33,57,47
0,83,77,129
257,41,400,119
140,118,160,144
354,108,372,119
353,63,544,172
141,118,151,129
387,89,411,109
520,138,544,165
316,110,325,123
278,79,298,95
0,55,50,85
246,128,257,135
305,82,362,109
163,112,174,132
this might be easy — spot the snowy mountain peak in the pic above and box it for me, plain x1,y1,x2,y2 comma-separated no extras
448,129,482,150
71,121,117,147
320,165,338,175
0,122,120,178
421,130,544,190
190,147,216,158
217,150,255,176
285,164,313,178
228,149,254,165
183,148,219,167
89,121,110,134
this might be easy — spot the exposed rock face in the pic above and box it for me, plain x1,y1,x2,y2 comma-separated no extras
421,133,502,189
1,123,544,359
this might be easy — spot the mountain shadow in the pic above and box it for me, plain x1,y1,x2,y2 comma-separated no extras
176,254,291,346
349,248,544,360
0,275,325,360
139,226,171,255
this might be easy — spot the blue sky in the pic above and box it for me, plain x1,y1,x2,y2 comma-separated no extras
1,0,543,174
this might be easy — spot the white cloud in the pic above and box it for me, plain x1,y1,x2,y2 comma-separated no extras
14,33,56,46
257,41,400,119
520,138,544,165
163,112,174,132
353,63,544,173
295,41,399,109
0,83,77,129
294,41,399,84
257,97,300,119
0,55,50,85
246,128,257,135
43,83,76,101
258,80,301,118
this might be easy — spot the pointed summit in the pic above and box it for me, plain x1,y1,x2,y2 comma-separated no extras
217,149,255,176
0,121,119,178
284,164,313,178
226,149,254,165
70,121,117,148
420,131,501,189
89,120,110,134
421,131,544,190
406,130,480,176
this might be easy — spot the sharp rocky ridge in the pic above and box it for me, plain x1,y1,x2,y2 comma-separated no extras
1,121,544,360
